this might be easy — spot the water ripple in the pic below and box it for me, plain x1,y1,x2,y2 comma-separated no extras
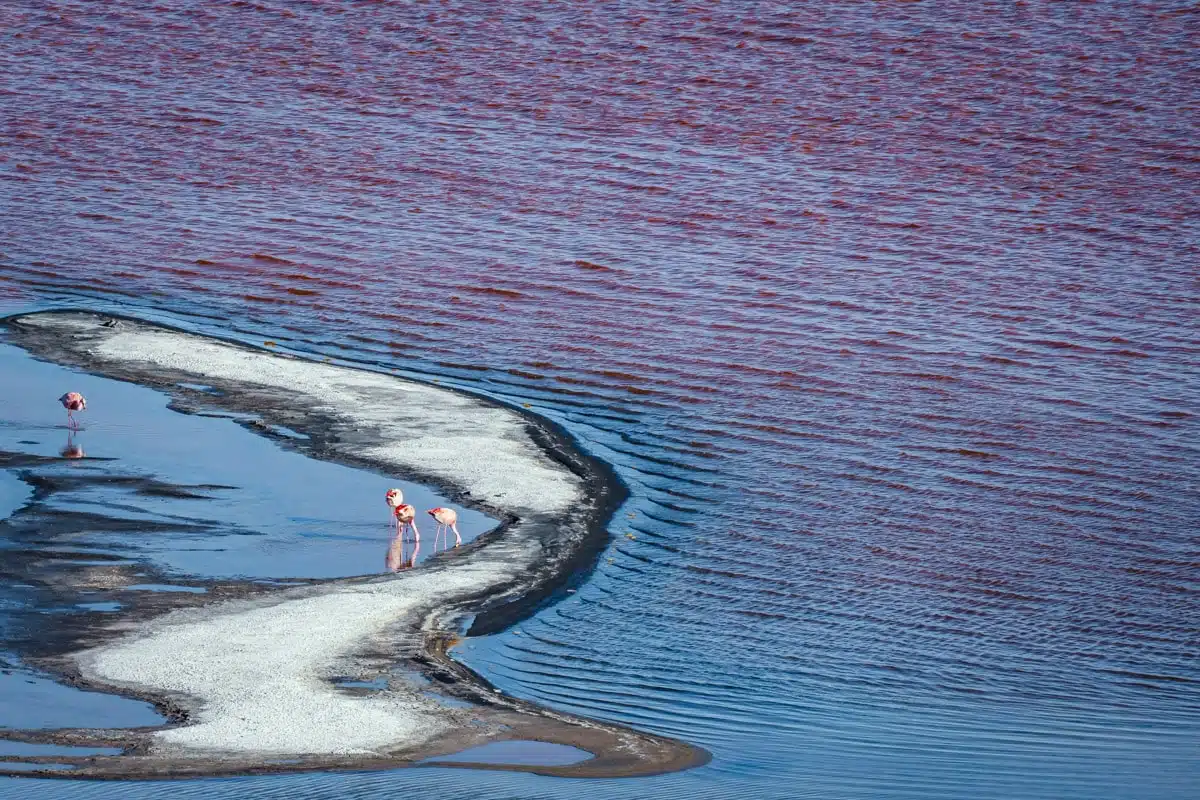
3,0,1198,797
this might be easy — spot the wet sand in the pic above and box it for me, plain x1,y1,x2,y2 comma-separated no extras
0,310,708,779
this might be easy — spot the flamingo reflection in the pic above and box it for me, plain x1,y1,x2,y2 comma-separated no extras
60,431,84,459
386,531,419,572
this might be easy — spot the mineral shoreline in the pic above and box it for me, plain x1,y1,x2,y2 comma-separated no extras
0,310,709,780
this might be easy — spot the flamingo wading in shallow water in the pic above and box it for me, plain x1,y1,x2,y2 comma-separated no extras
393,503,419,543
386,504,420,572
58,392,87,429
427,507,461,550
385,488,404,533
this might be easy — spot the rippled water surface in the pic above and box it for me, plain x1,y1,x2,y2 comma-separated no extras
1,1,1197,798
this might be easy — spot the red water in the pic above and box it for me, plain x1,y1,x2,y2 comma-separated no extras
1,2,1198,798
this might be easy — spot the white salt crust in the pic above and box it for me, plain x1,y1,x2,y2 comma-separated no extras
87,325,582,515
79,565,529,756
19,314,584,757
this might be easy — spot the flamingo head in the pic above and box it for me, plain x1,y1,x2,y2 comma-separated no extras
59,392,86,411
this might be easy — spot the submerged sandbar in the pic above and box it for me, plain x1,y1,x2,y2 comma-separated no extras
0,311,708,779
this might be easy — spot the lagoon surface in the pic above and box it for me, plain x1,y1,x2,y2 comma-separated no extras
1,1,1197,798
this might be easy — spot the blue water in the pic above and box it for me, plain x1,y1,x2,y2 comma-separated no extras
0,667,161,732
0,342,495,580
0,473,29,520
1,297,1195,800
2,0,1198,797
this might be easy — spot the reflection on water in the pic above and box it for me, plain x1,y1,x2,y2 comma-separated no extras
59,432,84,460
385,532,419,573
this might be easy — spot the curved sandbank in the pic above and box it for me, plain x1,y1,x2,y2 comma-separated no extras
0,311,709,779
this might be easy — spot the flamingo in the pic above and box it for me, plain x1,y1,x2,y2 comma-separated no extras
393,503,420,543
427,507,461,550
58,392,87,430
385,488,404,533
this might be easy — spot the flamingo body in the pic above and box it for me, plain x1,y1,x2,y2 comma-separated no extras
427,507,461,549
58,392,87,429
393,503,420,541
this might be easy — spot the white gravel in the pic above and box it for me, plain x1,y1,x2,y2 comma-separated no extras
79,571,498,756
86,324,581,516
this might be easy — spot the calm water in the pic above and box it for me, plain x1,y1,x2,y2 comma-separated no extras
1,1,1197,798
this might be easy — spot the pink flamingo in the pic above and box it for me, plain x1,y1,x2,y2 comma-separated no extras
427,507,461,550
58,392,87,430
385,488,404,533
393,503,420,543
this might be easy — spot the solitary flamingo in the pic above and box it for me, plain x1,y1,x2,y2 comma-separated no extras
427,507,461,550
58,392,87,429
393,503,420,542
